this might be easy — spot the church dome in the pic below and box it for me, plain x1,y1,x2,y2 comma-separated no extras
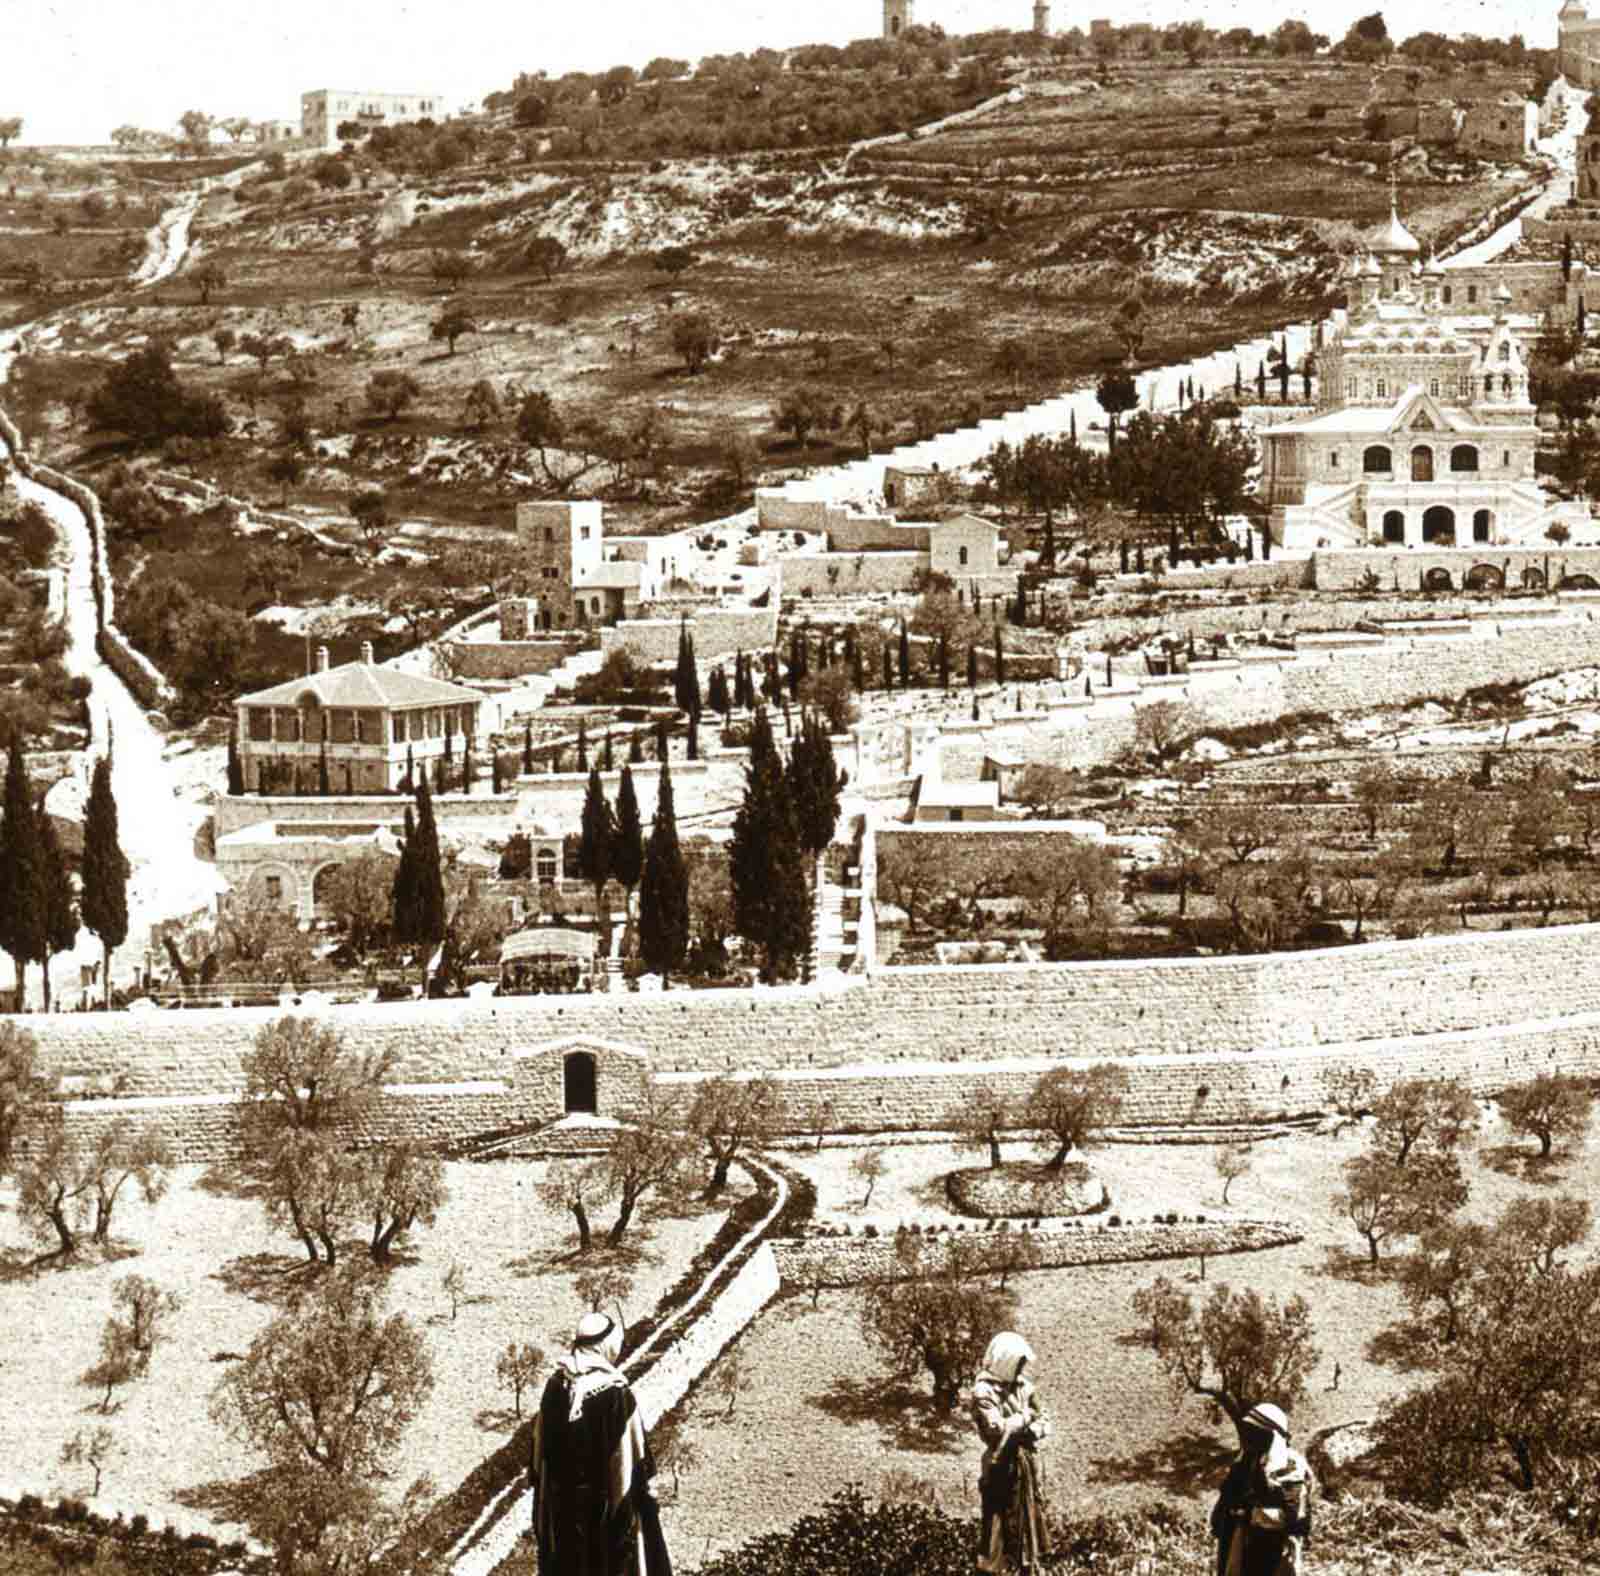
1369,204,1422,256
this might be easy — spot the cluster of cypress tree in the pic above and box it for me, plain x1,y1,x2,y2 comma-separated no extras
0,739,125,1010
390,778,446,983
728,707,841,985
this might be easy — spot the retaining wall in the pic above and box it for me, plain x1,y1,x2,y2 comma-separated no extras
1104,559,1308,594
18,917,1600,1153
443,640,579,680
1315,548,1600,593
598,606,778,664
769,1217,1301,1286
216,792,521,837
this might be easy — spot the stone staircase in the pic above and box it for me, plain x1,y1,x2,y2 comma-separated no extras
811,852,850,976
456,1113,626,1162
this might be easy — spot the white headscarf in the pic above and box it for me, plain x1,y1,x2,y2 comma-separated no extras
573,1310,624,1366
979,1331,1035,1387
1242,1402,1294,1477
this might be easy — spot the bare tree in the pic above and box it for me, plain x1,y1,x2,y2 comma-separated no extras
496,1341,544,1418
60,1427,119,1496
1214,1143,1252,1205
850,1149,886,1209
442,1261,467,1321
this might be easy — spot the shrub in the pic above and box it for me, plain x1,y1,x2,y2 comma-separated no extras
129,1514,148,1539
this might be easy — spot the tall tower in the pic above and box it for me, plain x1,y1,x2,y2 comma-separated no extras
1033,0,1051,33
883,0,913,38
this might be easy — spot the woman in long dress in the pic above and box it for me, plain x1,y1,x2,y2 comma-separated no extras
971,1331,1052,1575
1210,1402,1313,1576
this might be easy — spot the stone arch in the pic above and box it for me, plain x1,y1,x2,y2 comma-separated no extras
1422,505,1456,544
247,861,300,913
1423,566,1455,591
311,862,343,912
1363,444,1392,474
1463,562,1504,591
1411,445,1435,483
1472,508,1492,543
1522,566,1547,589
1381,509,1405,543
563,1051,597,1115
1451,444,1479,473
1560,572,1600,590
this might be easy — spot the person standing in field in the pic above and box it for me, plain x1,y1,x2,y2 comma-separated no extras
1210,1401,1313,1576
971,1330,1052,1575
530,1311,672,1576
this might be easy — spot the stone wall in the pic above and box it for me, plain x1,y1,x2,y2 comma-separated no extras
769,1217,1302,1286
1314,547,1600,593
778,555,1020,598
1104,559,1308,594
18,918,1600,1139
826,516,930,553
443,640,579,680
598,606,778,664
217,792,521,838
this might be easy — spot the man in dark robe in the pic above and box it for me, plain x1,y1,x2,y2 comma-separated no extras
530,1311,672,1576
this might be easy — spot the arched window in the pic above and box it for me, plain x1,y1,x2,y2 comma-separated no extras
1411,446,1434,483
1450,444,1479,473
1484,376,1494,398
1498,342,1511,361
1382,510,1405,543
1429,379,1440,396
958,546,969,566
1473,509,1492,542
1442,285,1453,305
1376,378,1388,398
1363,445,1392,474
1502,373,1513,394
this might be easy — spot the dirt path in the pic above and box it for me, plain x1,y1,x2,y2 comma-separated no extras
130,187,200,286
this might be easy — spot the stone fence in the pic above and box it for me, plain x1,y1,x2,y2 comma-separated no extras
769,1216,1301,1287
598,605,778,665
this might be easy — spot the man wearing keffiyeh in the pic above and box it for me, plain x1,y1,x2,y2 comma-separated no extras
530,1311,672,1576
1210,1402,1313,1576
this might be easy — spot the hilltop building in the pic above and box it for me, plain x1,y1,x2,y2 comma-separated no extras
1261,206,1589,550
883,0,914,37
1033,1,1052,34
1561,0,1600,87
514,501,688,628
300,89,446,150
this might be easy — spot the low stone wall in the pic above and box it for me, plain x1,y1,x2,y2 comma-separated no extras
598,605,778,664
216,792,521,837
443,639,579,680
1104,559,1308,594
826,515,929,553
777,552,926,596
769,1216,1301,1286
1314,547,1600,594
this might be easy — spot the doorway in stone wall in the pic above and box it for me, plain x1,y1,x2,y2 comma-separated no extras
563,1051,597,1114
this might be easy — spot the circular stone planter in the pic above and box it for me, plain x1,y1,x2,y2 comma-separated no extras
946,1161,1108,1219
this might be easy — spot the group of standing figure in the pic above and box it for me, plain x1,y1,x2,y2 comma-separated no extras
525,1315,1312,1576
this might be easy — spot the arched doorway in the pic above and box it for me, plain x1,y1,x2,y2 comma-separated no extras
563,1051,597,1115
1411,446,1435,483
1560,573,1600,590
1472,509,1492,543
312,864,341,913
1464,563,1504,591
1363,445,1392,474
1423,567,1455,591
1422,505,1455,544
1381,510,1405,543
1522,566,1547,589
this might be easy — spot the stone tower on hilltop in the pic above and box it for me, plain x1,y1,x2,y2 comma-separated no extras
883,0,913,38
1034,0,1051,33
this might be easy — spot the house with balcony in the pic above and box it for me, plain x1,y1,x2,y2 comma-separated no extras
234,643,485,795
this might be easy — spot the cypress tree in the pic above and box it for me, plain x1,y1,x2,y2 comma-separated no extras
687,704,700,761
788,712,842,858
656,719,669,761
994,623,1006,685
408,779,446,981
577,718,589,771
1012,581,1027,626
897,621,910,685
227,725,243,796
522,720,534,776
433,756,446,795
629,730,644,764
882,642,893,690
1563,229,1574,281
1581,294,1589,338
463,739,476,792
967,643,978,688
603,729,614,772
444,726,454,764
402,743,415,792
37,800,76,1012
1234,362,1242,396
492,752,504,794
612,764,645,917
1256,361,1266,400
708,664,730,718
674,618,700,715
849,630,864,692
938,631,950,688
319,739,331,796
80,752,129,1009
0,740,45,1007
578,767,615,937
729,708,811,985
1069,406,1078,443
638,755,689,986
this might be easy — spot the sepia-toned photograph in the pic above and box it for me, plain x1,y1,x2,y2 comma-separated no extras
1,0,1596,1569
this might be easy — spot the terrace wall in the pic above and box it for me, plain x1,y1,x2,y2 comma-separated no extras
1313,547,1600,593
216,792,520,837
19,918,1600,1157
443,640,578,680
599,606,779,664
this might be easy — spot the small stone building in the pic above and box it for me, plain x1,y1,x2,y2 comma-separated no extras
929,515,1003,576
1459,95,1537,158
883,464,938,510
234,644,485,795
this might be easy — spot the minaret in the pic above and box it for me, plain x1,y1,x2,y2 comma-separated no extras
1033,0,1051,33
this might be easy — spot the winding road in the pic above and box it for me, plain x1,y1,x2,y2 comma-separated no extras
0,186,223,1008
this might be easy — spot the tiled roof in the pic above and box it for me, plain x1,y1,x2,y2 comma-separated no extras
239,660,484,709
